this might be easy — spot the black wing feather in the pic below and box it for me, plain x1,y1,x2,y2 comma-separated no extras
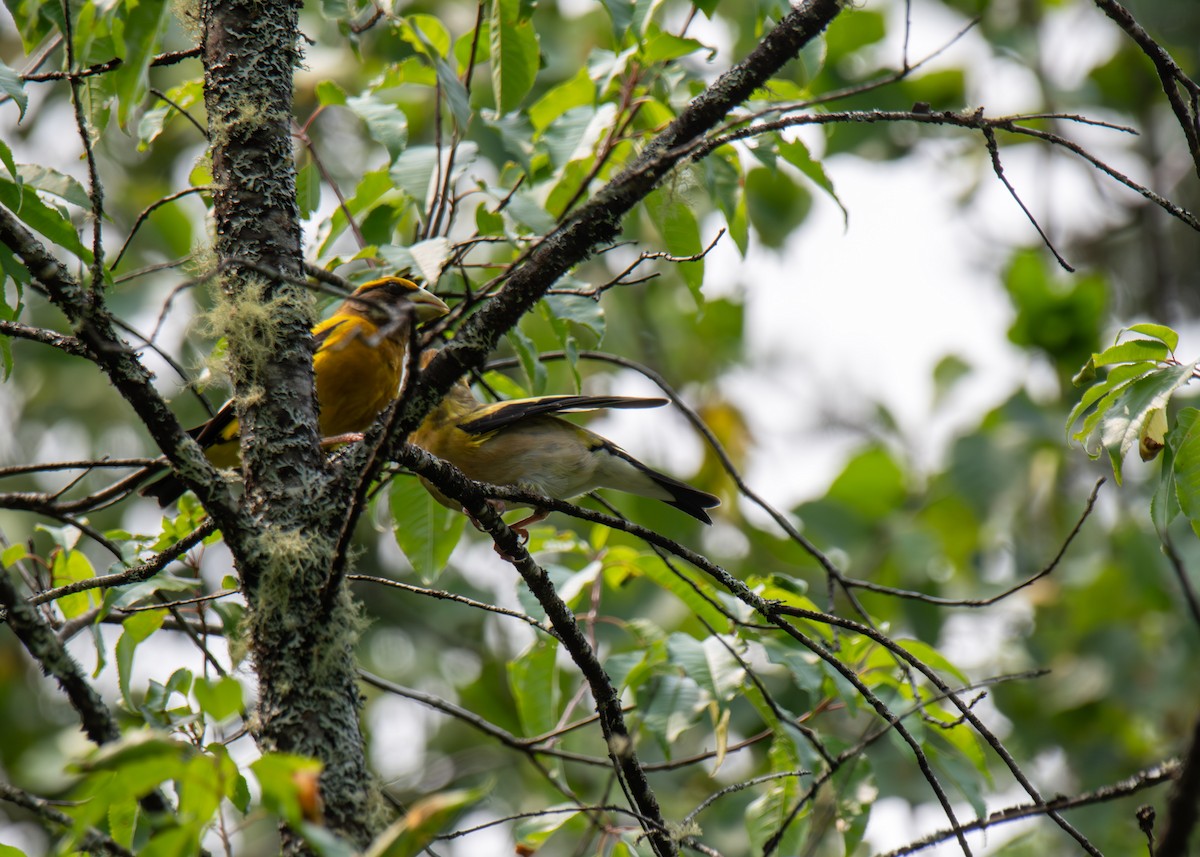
458,396,668,434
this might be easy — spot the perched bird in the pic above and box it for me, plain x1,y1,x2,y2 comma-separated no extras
411,349,720,536
143,276,450,505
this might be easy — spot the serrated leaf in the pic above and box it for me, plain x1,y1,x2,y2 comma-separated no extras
1152,439,1180,536
0,176,92,261
490,0,539,114
111,0,170,130
1169,409,1200,540
390,477,465,581
508,638,558,737
0,59,28,121
1067,361,1157,445
1097,362,1196,483
347,93,409,164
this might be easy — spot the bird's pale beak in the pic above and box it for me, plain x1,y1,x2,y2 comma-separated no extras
410,288,450,322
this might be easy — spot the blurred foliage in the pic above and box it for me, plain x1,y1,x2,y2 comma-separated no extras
2,0,1200,855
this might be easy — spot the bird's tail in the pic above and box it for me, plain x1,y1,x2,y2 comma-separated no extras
601,443,720,524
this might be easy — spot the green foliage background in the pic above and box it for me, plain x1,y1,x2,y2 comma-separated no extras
1,0,1199,855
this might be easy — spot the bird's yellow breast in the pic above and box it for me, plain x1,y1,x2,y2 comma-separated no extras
313,315,408,436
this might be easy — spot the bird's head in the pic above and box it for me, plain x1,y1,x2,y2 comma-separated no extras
346,276,450,326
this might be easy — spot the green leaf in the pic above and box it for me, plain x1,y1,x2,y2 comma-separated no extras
630,0,665,37
543,293,605,341
400,13,452,58
296,159,321,220
1168,408,1200,540
508,638,558,738
2,543,29,568
111,0,170,130
52,549,96,619
389,476,465,580
193,676,243,721
17,164,92,209
315,80,348,106
643,187,704,299
529,66,595,133
1124,323,1178,352
640,30,707,64
641,673,702,746
1152,438,1181,535
0,58,28,121
1096,362,1196,483
507,326,547,394
363,787,487,857
633,553,729,630
252,753,324,828
1066,360,1155,443
0,138,16,182
666,633,745,702
318,169,393,256
777,136,846,227
514,805,582,853
744,166,812,249
0,176,93,261
347,93,410,164
390,145,439,206
896,639,969,685
401,16,471,126
1090,339,1169,367
116,609,166,706
490,0,540,114
600,0,634,43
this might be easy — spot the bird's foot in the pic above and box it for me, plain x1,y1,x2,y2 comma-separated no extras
321,432,365,447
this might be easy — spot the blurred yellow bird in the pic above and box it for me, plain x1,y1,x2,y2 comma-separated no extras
411,349,720,535
144,276,450,505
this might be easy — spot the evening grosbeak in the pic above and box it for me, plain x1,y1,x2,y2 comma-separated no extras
410,349,720,535
143,276,450,505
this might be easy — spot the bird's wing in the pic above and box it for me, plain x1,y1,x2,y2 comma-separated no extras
312,318,351,352
457,395,669,434
189,400,238,448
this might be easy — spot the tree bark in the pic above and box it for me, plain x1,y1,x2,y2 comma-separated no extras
201,0,374,850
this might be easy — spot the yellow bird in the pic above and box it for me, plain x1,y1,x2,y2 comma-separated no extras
144,276,450,505
411,350,720,535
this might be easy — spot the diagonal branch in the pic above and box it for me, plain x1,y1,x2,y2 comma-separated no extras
0,207,243,532
1093,0,1200,179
